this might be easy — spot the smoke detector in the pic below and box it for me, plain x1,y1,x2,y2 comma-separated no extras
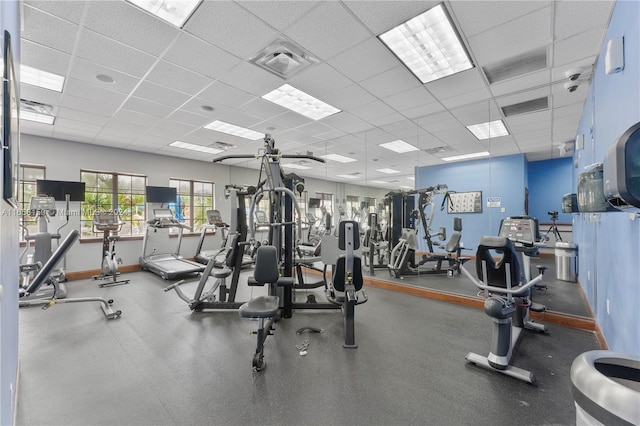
250,39,319,79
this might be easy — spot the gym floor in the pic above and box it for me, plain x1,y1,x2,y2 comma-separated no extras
17,262,599,426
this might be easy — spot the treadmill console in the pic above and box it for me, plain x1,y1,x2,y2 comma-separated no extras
153,209,174,219
498,216,540,255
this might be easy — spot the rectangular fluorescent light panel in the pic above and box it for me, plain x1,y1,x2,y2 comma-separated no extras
378,3,473,84
204,120,263,140
170,141,224,155
407,176,415,181
377,168,401,174
282,163,311,170
337,174,359,179
400,185,413,189
379,139,419,153
21,65,65,92
466,120,509,140
442,151,490,162
20,110,55,125
320,153,357,163
126,0,202,28
370,180,389,184
262,84,341,121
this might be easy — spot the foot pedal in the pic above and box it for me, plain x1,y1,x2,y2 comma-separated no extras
306,294,317,304
530,302,546,312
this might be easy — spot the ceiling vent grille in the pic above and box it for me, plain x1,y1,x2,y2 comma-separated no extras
483,48,547,84
422,146,454,154
501,96,549,117
210,141,236,150
250,39,319,79
21,99,54,115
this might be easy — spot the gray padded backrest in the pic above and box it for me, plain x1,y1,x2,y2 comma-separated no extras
253,245,279,284
445,232,461,253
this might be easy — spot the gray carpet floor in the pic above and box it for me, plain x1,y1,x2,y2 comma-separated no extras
17,268,600,425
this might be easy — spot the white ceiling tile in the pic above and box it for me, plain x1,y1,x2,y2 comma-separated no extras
237,97,288,121
217,61,284,97
198,82,256,110
383,87,436,112
496,87,551,108
426,68,488,100
168,109,217,128
450,1,551,38
238,1,321,31
401,102,446,120
52,128,97,143
184,1,279,59
76,29,157,78
104,119,150,135
553,27,607,67
360,66,422,99
145,121,197,139
21,125,54,138
64,78,128,107
327,38,399,83
98,126,144,140
216,109,263,129
68,57,141,94
489,69,552,98
20,84,64,107
295,122,335,138
368,112,406,128
60,96,118,118
468,7,552,65
121,97,175,118
554,1,614,41
56,106,110,126
22,5,79,54
343,1,436,34
321,112,374,134
178,98,230,119
132,81,192,109
553,103,585,120
163,33,242,79
21,39,71,75
24,0,85,23
284,2,371,60
145,60,214,95
54,118,103,133
111,109,160,127
322,84,378,111
84,0,180,56
260,111,312,130
349,101,397,122
289,63,354,100
440,87,492,110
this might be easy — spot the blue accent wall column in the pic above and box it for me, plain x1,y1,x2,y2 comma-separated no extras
572,0,640,354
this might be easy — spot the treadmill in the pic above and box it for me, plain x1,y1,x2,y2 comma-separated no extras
139,209,205,280
194,210,229,265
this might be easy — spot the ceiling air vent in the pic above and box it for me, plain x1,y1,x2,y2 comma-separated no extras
250,39,319,79
422,146,454,154
210,141,236,150
21,99,54,115
501,96,549,117
483,47,547,84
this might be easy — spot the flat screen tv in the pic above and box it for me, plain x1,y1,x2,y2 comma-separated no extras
146,185,177,204
2,31,19,208
37,179,85,201
603,121,640,210
308,197,321,209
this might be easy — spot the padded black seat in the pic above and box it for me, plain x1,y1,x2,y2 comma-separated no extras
239,295,279,318
211,267,232,279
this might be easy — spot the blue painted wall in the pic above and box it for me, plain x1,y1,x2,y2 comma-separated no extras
528,157,573,223
572,0,640,354
415,154,527,253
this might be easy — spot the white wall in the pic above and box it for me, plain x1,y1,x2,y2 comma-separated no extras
21,134,388,273
0,2,20,424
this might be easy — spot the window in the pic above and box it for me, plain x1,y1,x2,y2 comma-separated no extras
315,192,334,227
18,164,45,240
346,195,359,219
80,170,146,237
169,178,214,232
364,197,377,215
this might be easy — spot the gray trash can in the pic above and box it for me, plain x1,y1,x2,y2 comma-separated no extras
570,350,640,426
555,241,577,282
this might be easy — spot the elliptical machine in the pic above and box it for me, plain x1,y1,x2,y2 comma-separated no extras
19,196,69,299
92,211,130,287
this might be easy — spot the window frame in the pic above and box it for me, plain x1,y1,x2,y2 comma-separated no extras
169,177,215,233
18,164,46,242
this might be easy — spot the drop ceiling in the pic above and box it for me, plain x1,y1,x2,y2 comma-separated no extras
20,0,616,187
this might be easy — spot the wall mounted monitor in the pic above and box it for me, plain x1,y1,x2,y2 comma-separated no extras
308,197,321,209
603,121,640,210
577,163,616,212
36,179,86,201
146,186,177,204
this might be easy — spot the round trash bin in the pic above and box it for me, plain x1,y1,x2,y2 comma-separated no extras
570,350,640,426
555,241,577,282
